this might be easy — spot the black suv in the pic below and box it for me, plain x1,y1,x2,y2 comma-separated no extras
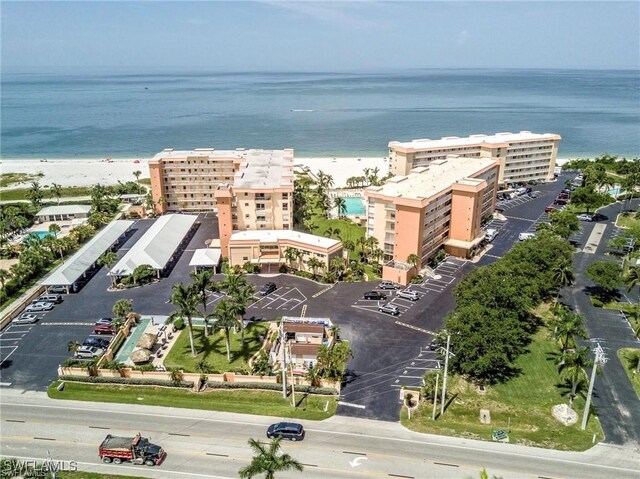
363,291,386,300
259,282,277,296
266,422,305,441
83,336,111,349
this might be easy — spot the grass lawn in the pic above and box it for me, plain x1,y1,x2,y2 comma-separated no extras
401,328,604,451
617,348,640,400
164,323,268,373
615,212,639,228
138,178,151,185
0,185,93,201
48,381,336,420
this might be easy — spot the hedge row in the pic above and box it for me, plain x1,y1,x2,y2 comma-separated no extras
205,381,338,395
58,375,194,388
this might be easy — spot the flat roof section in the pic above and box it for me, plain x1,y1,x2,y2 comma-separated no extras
36,205,91,216
366,156,497,201
389,131,561,150
109,214,198,276
42,220,134,286
230,229,340,250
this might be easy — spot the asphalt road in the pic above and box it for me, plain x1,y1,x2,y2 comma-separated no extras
1,391,638,479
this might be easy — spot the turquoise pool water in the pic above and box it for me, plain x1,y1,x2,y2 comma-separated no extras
30,231,55,239
608,188,622,196
343,197,365,215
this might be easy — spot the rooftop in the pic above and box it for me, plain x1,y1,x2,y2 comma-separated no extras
284,323,325,334
365,156,497,201
151,148,294,190
229,229,341,250
389,131,561,150
36,204,91,216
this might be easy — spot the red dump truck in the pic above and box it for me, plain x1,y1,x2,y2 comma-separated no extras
99,433,166,466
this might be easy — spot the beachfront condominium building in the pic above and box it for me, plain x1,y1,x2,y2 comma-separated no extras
149,148,295,254
365,155,499,285
388,131,561,185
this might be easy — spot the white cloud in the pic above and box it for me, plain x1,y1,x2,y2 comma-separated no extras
261,1,387,30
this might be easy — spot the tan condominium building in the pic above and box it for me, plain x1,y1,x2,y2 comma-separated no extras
228,230,343,274
149,148,295,255
388,131,561,185
365,155,499,285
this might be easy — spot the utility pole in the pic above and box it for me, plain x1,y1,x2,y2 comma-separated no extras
440,334,451,416
280,319,287,399
288,341,296,407
581,342,608,430
432,372,440,421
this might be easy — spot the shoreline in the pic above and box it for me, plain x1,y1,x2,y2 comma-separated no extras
0,156,593,191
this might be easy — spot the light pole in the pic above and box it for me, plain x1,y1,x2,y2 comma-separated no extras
440,334,453,416
581,342,608,430
280,319,287,399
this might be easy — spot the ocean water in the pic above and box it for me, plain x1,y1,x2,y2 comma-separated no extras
1,69,638,159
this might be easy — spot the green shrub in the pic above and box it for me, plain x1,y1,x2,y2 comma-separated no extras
62,358,85,368
204,381,338,395
58,375,193,388
279,264,289,274
410,275,424,284
135,364,156,372
173,318,185,330
294,271,314,280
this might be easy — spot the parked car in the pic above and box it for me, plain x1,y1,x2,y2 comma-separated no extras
93,323,115,335
12,313,38,324
554,198,568,206
529,191,543,198
397,289,420,301
47,285,67,294
519,232,536,241
545,205,556,213
266,422,305,441
363,291,386,300
74,346,104,359
259,282,277,296
83,336,111,349
577,213,593,222
378,303,400,315
379,281,399,290
484,228,498,242
37,294,63,304
95,317,113,325
428,340,438,351
25,302,54,312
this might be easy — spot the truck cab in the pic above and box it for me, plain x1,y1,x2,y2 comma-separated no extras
99,433,165,467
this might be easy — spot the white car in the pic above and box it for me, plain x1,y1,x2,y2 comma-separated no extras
12,314,38,324
397,289,420,301
25,301,54,312
74,346,104,359
518,232,536,241
485,228,498,242
577,213,593,222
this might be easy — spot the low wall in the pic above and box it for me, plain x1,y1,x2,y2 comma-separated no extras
0,284,47,331
58,367,338,390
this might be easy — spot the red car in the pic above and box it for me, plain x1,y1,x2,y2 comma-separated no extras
93,323,115,335
545,205,556,213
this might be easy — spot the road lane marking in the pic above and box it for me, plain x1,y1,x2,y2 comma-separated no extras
338,401,366,409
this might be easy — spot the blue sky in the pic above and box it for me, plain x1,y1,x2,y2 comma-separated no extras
1,1,638,70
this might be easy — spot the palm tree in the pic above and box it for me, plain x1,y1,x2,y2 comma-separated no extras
549,308,587,356
306,257,323,277
624,266,640,299
283,247,299,270
49,182,63,205
190,269,214,335
48,223,61,237
334,197,347,218
558,346,592,405
222,270,248,298
67,340,81,354
551,261,575,302
230,284,255,345
0,268,9,292
112,298,133,319
238,437,304,479
98,251,118,286
213,298,242,362
324,226,341,239
170,283,199,357
133,170,142,182
26,181,44,210
329,324,341,342
305,364,322,387
342,239,354,265
407,253,420,271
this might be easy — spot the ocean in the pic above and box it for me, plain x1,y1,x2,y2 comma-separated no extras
1,69,638,159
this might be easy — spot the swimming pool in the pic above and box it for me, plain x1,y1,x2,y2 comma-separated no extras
608,188,622,196
28,231,56,240
343,197,365,215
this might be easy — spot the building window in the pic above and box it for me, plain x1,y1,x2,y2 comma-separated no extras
245,203,249,206
282,193,289,198
282,203,288,210
245,214,250,218
243,256,249,261
283,224,289,229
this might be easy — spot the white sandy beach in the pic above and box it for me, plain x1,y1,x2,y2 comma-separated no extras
1,156,390,190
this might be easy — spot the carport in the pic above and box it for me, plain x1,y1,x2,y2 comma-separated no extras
189,248,222,273
109,214,198,279
41,220,135,293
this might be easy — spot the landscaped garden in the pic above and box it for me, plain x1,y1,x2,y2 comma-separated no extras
164,322,269,373
617,348,640,399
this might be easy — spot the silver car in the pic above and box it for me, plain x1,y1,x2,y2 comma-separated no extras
397,289,420,301
378,303,400,315
12,313,38,324
74,346,104,359
25,301,54,312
